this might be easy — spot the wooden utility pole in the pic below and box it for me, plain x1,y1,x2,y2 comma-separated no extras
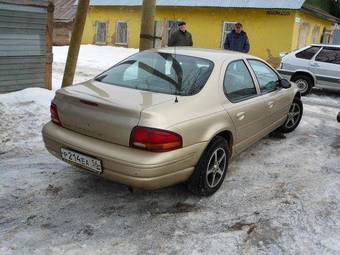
62,0,90,87
139,0,156,51
45,1,54,90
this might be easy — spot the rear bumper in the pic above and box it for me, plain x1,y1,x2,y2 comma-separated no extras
42,122,207,190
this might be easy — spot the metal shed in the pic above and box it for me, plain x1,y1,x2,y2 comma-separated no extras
0,0,53,93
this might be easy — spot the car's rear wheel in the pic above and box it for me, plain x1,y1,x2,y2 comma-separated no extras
292,74,313,96
279,97,303,133
187,136,229,196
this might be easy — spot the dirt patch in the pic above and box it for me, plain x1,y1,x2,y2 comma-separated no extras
46,184,63,195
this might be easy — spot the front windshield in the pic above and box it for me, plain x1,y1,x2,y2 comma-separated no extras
95,52,214,96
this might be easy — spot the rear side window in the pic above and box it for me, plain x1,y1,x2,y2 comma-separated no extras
295,46,321,60
315,48,340,64
224,60,257,102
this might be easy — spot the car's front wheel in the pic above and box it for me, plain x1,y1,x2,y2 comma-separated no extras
187,136,229,196
279,97,303,133
291,74,313,96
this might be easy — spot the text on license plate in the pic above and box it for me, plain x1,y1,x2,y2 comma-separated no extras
61,148,102,174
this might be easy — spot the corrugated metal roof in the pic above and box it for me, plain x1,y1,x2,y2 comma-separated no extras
54,0,77,22
89,0,306,9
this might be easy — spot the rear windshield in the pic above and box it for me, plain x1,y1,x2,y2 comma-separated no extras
95,52,214,96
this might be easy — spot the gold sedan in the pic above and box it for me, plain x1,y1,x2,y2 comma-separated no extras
42,47,303,196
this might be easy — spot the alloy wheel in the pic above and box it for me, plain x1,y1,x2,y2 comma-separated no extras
205,148,227,188
285,102,301,129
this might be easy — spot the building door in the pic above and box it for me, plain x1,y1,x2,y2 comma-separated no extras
312,26,320,43
298,22,310,49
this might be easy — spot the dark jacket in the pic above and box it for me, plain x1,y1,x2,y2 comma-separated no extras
224,30,250,53
168,30,193,47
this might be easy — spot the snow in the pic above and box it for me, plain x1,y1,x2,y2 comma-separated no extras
53,45,138,71
1,45,340,255
52,44,138,90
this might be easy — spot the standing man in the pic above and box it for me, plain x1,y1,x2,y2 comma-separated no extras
224,23,250,53
168,21,193,47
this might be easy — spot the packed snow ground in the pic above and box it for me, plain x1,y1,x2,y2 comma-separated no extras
0,45,340,255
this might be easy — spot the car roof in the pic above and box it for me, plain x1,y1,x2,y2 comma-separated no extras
145,47,260,62
310,44,340,48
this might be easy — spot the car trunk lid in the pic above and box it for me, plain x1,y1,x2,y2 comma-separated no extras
54,80,174,146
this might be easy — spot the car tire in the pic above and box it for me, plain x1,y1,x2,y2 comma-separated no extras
279,97,303,133
187,136,229,196
291,74,313,96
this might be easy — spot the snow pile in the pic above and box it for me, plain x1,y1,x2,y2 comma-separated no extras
52,45,138,90
53,45,138,70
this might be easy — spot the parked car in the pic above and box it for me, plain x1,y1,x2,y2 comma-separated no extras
42,48,303,196
278,44,340,95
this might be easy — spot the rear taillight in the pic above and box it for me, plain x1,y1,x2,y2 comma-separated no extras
130,126,182,152
50,103,61,126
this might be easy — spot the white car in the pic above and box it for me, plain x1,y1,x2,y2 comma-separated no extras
278,44,340,95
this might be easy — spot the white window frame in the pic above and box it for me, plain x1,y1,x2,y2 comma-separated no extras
115,21,128,45
221,22,237,48
95,21,107,45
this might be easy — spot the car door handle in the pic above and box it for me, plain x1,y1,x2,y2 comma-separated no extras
236,112,245,120
267,101,274,109
310,63,319,67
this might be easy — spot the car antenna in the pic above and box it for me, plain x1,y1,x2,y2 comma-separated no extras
172,8,179,103
174,46,179,103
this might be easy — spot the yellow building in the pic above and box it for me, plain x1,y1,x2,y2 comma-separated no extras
82,0,340,66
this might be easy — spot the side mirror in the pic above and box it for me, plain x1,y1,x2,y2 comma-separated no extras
337,112,340,123
279,79,291,89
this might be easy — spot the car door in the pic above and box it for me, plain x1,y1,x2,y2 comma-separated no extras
247,59,291,127
221,59,268,154
310,47,340,89
290,46,322,71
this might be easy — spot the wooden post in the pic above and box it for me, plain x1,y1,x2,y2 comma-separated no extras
62,0,90,87
45,1,54,90
139,0,156,51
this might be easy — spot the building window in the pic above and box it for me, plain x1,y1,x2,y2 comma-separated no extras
312,26,321,43
96,21,107,44
167,20,184,44
221,22,236,48
322,29,334,44
116,21,128,45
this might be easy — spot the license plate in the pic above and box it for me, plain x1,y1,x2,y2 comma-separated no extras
61,148,102,174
